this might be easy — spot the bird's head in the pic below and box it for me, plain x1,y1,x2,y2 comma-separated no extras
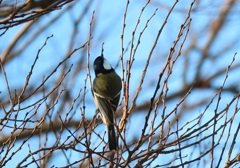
93,56,113,76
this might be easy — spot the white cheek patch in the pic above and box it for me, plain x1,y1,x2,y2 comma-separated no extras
103,59,112,70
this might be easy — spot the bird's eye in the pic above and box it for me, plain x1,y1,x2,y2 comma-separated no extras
103,59,112,70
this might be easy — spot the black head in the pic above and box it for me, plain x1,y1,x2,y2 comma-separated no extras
93,56,114,76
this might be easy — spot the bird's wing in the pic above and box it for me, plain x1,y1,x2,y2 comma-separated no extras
94,93,120,125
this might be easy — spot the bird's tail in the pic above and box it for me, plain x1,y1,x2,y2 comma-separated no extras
107,124,117,150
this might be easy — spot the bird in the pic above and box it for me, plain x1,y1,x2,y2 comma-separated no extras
93,55,122,151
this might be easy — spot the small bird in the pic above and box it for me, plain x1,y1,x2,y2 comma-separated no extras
93,55,122,150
